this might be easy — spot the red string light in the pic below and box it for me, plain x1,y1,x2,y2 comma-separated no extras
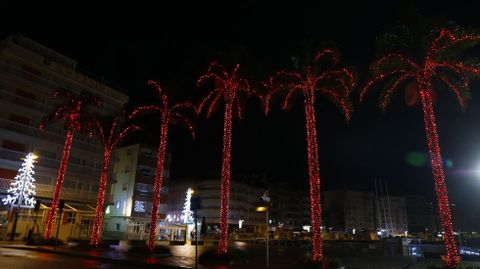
40,90,101,239
197,61,254,255
90,113,140,246
266,49,355,262
361,28,480,268
130,80,195,253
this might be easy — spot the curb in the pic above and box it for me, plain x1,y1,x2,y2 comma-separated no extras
0,245,191,269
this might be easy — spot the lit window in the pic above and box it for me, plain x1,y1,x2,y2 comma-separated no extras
134,201,146,212
67,212,76,224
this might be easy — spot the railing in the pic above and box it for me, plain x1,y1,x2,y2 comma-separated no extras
0,56,127,102
0,177,98,202
0,148,101,177
0,87,45,112
0,118,100,153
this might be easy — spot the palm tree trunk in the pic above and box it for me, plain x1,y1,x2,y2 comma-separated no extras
90,148,112,246
147,113,170,252
303,92,324,262
419,88,459,268
44,127,75,239
218,103,233,255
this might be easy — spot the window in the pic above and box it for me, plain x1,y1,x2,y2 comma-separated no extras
36,149,56,159
116,223,121,231
2,140,25,152
15,89,36,100
70,157,81,164
134,201,146,212
92,184,99,192
124,166,131,173
136,183,148,193
35,175,51,184
21,65,43,83
122,183,128,191
138,165,153,176
63,180,76,189
126,149,132,156
81,183,90,191
66,212,76,224
9,114,30,125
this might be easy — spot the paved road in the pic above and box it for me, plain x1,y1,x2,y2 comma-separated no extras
0,247,132,269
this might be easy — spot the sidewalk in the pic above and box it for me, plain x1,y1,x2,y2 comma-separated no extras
0,242,202,269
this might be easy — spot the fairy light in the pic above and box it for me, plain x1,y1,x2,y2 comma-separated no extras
361,28,480,268
130,80,195,253
266,49,355,262
90,113,140,246
2,153,38,207
197,61,254,255
181,188,194,224
40,90,101,240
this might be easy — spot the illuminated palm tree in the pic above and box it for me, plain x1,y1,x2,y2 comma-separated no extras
361,26,480,268
266,48,356,262
39,90,101,239
196,61,254,254
90,112,140,246
130,80,195,252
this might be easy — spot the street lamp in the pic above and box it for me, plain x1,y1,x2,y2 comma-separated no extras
256,190,271,267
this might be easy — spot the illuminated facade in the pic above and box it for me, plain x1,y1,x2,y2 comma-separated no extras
166,177,267,238
0,35,128,240
102,144,171,240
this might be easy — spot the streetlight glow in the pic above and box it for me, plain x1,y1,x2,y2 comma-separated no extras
256,206,267,212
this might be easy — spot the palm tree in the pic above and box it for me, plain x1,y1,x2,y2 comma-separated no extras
39,90,102,239
360,26,480,268
130,80,195,252
266,48,356,262
90,112,140,246
196,61,255,255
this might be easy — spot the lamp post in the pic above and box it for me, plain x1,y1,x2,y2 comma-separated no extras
256,190,271,267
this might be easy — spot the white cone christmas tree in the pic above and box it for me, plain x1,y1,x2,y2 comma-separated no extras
2,153,37,207
181,188,194,224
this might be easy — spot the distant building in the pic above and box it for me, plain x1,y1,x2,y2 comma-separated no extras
405,195,437,233
376,195,408,236
323,189,410,238
323,190,376,234
103,144,171,240
0,34,128,241
269,182,310,230
166,176,267,238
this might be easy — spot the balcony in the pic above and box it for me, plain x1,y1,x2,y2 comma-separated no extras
0,177,98,202
0,147,101,177
0,118,100,153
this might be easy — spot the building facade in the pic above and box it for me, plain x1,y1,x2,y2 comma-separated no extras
324,190,376,236
269,182,310,232
103,144,171,240
166,177,267,239
0,34,128,241
376,196,408,236
405,195,438,234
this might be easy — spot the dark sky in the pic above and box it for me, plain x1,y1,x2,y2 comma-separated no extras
4,1,480,230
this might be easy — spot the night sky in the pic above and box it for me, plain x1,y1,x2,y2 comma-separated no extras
4,1,480,230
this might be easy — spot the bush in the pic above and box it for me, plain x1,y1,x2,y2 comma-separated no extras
198,249,248,266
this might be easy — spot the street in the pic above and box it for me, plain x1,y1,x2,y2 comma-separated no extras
0,247,131,269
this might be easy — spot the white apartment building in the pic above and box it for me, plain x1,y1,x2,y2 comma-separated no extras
0,34,128,241
166,177,268,238
103,144,171,240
